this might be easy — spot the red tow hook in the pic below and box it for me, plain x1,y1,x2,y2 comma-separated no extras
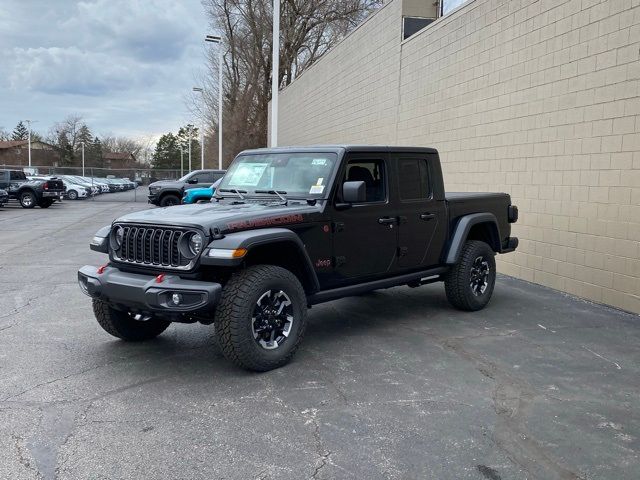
155,273,166,283
97,264,108,275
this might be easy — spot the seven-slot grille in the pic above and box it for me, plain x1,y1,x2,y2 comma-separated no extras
113,225,194,269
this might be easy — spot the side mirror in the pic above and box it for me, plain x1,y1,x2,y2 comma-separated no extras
342,181,366,203
187,178,198,184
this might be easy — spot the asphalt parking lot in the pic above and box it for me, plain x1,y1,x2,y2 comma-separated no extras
0,200,638,480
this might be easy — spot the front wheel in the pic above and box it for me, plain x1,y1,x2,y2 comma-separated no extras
92,299,171,341
19,191,36,209
444,240,496,311
160,194,180,207
215,265,308,372
67,190,78,200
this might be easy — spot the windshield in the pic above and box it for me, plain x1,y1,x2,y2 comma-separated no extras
218,153,337,198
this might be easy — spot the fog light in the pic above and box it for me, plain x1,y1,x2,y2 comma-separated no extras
171,293,183,306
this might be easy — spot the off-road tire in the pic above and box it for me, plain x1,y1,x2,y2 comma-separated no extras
444,240,496,312
215,265,308,372
19,191,36,209
92,299,171,341
39,199,54,208
67,190,78,200
160,194,180,207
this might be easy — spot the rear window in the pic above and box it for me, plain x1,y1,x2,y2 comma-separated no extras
398,158,431,201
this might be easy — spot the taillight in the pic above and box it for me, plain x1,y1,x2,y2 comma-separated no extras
43,182,49,190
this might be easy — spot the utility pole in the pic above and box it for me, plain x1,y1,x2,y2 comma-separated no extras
205,35,223,169
271,0,280,147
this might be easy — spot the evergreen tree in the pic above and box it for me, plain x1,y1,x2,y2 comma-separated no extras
91,137,104,168
151,133,181,170
12,121,29,141
57,131,75,166
176,124,200,167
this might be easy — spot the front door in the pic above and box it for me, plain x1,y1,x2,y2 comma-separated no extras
331,154,398,283
394,154,446,268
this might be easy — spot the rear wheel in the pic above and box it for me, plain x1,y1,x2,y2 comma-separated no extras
39,199,54,208
92,299,171,341
444,240,496,311
215,265,307,372
19,191,36,209
160,194,180,207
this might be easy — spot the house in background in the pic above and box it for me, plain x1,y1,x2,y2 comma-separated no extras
0,140,61,167
103,152,136,170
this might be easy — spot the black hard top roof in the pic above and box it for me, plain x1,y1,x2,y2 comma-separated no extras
239,145,438,155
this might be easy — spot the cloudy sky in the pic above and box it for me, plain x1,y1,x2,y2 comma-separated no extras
0,0,211,140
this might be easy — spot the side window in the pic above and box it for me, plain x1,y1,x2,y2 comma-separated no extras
344,159,386,203
192,172,212,183
213,173,225,182
398,158,431,201
10,171,27,181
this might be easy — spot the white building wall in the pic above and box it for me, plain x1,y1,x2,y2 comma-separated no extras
277,0,640,314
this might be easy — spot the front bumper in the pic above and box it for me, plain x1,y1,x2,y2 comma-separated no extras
78,265,222,313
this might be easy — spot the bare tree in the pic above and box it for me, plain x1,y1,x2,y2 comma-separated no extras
100,135,145,157
196,0,382,166
48,114,85,151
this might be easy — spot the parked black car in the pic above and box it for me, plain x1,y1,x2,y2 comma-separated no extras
148,170,226,207
79,146,519,372
0,170,65,208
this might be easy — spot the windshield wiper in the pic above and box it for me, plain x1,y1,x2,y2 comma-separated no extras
255,189,287,204
218,188,247,200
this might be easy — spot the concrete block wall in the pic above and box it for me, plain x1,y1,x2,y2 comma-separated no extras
277,0,640,314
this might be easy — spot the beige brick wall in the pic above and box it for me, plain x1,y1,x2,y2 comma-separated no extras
276,0,640,314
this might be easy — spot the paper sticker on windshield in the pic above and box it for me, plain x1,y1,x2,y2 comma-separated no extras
309,185,325,194
311,158,327,166
316,178,324,186
229,163,268,186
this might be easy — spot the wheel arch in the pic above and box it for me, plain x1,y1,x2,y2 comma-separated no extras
444,213,501,265
201,228,320,294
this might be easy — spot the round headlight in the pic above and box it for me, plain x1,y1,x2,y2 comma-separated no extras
111,226,124,250
188,232,203,256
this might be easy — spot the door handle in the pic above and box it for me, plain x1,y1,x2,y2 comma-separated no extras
420,213,436,220
378,217,396,225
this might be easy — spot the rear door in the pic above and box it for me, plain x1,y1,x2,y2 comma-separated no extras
331,153,398,282
393,154,447,268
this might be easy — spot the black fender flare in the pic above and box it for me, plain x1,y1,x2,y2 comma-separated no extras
17,186,39,199
201,228,320,292
444,213,500,265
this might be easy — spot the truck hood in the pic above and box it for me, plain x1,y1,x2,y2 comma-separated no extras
114,201,321,234
149,180,182,189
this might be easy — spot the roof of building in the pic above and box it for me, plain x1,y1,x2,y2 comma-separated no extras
0,140,56,150
103,152,135,160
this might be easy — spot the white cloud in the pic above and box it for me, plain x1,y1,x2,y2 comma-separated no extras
0,0,209,137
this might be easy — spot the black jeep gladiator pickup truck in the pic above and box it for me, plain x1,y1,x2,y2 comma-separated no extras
79,146,518,371
148,169,226,207
0,169,65,208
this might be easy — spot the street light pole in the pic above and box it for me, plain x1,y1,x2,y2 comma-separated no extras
271,0,280,147
23,119,36,168
193,87,205,169
205,35,223,169
188,131,192,173
81,142,85,176
180,145,184,177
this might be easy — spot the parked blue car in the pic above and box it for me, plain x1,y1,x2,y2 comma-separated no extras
182,178,222,204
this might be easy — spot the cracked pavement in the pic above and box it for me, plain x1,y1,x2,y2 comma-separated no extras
0,200,639,479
